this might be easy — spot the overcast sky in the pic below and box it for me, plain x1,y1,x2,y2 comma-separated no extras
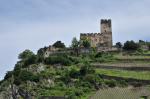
0,0,150,80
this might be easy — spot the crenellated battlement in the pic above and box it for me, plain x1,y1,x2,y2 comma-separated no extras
80,33,102,36
101,19,111,24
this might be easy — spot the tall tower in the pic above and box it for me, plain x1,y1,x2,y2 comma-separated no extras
100,19,112,48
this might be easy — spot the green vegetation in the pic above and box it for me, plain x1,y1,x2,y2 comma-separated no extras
123,40,139,51
2,51,131,98
44,55,73,66
71,37,80,56
1,39,150,99
82,39,91,48
96,69,150,80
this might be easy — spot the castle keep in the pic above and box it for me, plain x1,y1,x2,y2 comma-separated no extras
80,19,112,49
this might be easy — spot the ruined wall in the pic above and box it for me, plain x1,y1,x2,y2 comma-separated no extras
80,33,105,47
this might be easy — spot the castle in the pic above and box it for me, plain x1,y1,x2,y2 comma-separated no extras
44,19,114,57
80,19,113,49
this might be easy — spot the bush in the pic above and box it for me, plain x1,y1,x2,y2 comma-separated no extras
65,90,78,99
44,55,72,66
74,89,84,96
18,70,39,82
84,74,96,83
14,63,22,71
67,56,80,64
104,79,117,87
19,49,35,60
14,77,21,85
69,68,79,78
117,80,128,87
94,52,114,63
77,81,92,88
18,50,37,68
95,52,103,58
38,70,56,79
4,71,13,80
65,88,84,99
23,55,37,67
123,40,139,51
79,61,95,76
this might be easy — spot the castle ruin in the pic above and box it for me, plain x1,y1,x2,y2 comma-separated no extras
80,19,113,50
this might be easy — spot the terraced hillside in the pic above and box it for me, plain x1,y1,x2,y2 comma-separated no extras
90,87,150,99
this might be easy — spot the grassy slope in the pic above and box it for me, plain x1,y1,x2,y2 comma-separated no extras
114,54,150,59
96,69,150,80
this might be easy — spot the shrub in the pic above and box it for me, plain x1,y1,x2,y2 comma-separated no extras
80,61,95,76
117,80,128,87
44,55,72,66
95,52,103,58
104,79,117,87
14,62,23,72
18,50,37,68
65,90,77,99
4,71,13,80
23,55,37,67
67,56,80,64
74,89,84,96
95,52,114,63
78,81,92,88
123,40,139,51
18,49,35,60
14,77,21,85
84,74,96,83
16,70,39,82
38,70,55,79
69,68,79,78
65,88,83,99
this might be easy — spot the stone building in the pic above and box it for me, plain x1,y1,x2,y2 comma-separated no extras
44,46,59,57
80,19,113,50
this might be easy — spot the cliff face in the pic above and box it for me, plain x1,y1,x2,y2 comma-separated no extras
0,63,55,99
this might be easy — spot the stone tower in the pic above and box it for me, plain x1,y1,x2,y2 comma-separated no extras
101,19,112,48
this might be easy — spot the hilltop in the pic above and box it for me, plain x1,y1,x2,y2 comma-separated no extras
0,39,150,99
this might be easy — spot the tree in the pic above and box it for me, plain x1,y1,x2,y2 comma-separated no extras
82,39,91,48
18,50,35,60
123,40,139,51
115,42,122,49
71,37,79,56
18,50,37,67
52,41,65,48
4,71,13,80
